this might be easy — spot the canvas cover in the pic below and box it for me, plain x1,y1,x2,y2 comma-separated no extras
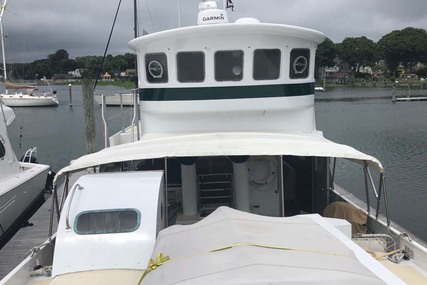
323,201,368,234
55,132,383,182
140,207,402,284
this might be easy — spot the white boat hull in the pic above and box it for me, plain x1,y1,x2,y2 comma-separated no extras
94,93,135,106
1,94,58,107
0,163,50,242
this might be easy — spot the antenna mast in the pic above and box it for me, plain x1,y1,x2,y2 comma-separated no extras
0,0,8,82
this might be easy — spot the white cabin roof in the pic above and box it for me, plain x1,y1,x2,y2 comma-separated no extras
55,131,383,182
129,22,325,49
52,171,165,276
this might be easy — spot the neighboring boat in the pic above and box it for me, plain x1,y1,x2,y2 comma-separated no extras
94,90,136,106
2,1,427,284
315,86,325,92
0,88,59,107
0,1,58,107
0,103,51,247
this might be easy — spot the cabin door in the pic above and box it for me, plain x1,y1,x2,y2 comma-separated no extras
312,157,330,214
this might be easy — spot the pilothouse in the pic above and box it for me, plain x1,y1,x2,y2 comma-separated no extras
1,1,427,284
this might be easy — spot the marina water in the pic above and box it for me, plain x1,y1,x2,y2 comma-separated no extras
5,84,427,242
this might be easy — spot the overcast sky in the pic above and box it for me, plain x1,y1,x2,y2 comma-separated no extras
2,0,427,63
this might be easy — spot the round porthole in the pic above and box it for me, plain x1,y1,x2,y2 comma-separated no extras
293,55,308,74
248,156,276,186
148,60,164,78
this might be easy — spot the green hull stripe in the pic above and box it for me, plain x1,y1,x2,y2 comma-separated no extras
140,83,314,101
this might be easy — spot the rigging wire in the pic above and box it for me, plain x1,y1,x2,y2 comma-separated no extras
93,0,122,92
144,0,155,32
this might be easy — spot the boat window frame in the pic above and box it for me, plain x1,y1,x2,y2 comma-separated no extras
145,52,168,83
214,50,244,82
176,51,205,83
0,135,5,160
253,48,281,80
74,208,141,235
289,48,310,79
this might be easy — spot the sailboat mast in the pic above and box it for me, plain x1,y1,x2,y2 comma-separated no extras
133,0,138,38
0,0,8,82
133,0,138,89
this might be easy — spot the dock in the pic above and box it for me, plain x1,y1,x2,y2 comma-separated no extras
0,171,88,280
394,96,427,102
0,192,55,279
391,88,427,102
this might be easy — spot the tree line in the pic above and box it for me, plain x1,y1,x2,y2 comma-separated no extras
6,26,427,81
316,27,427,80
6,50,136,81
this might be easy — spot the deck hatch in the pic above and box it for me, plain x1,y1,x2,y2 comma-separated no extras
74,208,141,235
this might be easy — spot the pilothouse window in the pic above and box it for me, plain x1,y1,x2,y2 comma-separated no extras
253,49,281,80
145,53,168,83
75,209,140,235
290,49,310,79
177,51,205,82
215,50,244,81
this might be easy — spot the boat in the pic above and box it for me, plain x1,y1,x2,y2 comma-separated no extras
315,86,325,92
94,90,136,106
0,89,59,107
0,1,58,107
1,1,427,284
0,103,51,247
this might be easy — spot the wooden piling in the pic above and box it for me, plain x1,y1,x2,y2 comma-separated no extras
391,87,396,103
68,83,73,107
82,79,96,154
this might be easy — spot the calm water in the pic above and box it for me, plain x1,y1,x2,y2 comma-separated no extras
4,85,427,241
316,88,427,241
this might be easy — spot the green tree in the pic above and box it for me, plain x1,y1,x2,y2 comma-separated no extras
123,53,136,69
337,36,379,75
378,27,427,76
32,59,53,79
108,54,128,73
315,37,337,79
47,49,70,73
75,55,103,78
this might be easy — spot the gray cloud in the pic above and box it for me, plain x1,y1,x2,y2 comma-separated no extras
2,0,427,63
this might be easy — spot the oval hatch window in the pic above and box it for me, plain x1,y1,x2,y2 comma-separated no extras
75,208,140,235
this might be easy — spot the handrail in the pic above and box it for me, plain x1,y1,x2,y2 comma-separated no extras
362,162,391,227
363,164,371,215
366,167,379,198
329,157,336,191
381,174,391,227
99,88,140,147
22,146,37,162
101,95,108,148
65,183,84,231
131,89,140,142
